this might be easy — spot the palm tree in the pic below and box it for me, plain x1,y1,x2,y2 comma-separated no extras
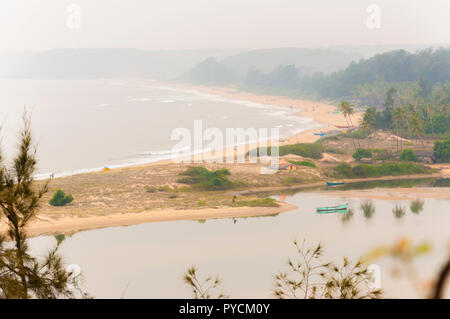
339,101,356,127
408,112,425,146
339,101,357,149
391,107,402,153
361,107,376,130
425,105,434,135
360,107,376,148
393,105,410,151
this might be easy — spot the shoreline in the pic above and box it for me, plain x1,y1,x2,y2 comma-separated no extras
38,80,353,180
16,172,450,238
22,202,297,238
5,81,447,239
152,81,358,145
235,173,450,201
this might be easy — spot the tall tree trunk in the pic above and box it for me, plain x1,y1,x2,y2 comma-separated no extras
348,115,360,148
345,115,357,150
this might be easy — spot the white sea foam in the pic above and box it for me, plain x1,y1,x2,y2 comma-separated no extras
130,97,150,102
90,103,110,108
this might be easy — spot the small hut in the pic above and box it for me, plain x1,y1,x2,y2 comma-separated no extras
279,163,297,171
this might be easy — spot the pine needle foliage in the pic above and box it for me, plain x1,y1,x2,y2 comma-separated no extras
183,266,228,299
273,240,382,299
0,112,88,299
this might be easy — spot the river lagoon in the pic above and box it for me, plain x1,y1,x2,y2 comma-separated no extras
27,186,450,299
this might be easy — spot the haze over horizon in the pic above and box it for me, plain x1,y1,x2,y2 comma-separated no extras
2,0,450,52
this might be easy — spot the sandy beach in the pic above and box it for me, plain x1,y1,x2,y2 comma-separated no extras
154,81,360,145
1,81,448,238
10,170,448,238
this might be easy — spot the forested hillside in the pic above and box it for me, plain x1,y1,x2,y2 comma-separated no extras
185,48,450,108
299,48,450,100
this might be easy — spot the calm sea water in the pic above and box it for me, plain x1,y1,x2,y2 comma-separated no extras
0,79,320,177
27,191,450,299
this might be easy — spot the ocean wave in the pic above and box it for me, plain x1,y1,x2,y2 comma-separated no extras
135,147,189,156
90,103,110,108
130,97,150,102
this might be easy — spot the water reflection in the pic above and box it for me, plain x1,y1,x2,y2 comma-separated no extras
26,191,450,298
392,205,406,219
361,201,376,220
271,178,450,197
410,199,425,214
341,208,354,223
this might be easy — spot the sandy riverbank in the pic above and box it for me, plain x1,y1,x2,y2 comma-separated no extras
13,170,449,238
20,202,297,238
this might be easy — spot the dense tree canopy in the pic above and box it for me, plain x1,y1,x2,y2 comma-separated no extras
299,48,450,99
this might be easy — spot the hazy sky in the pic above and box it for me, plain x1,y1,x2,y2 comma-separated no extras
1,0,450,51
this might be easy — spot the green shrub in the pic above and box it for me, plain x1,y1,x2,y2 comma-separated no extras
352,148,372,161
433,178,450,187
144,186,157,193
336,162,352,176
178,167,233,190
341,129,370,139
289,160,316,168
197,200,206,206
433,139,450,162
324,147,346,155
49,189,74,207
400,149,418,162
352,165,367,176
281,176,304,186
279,143,323,159
425,114,450,134
404,142,413,146
373,149,392,160
333,162,429,178
253,143,323,159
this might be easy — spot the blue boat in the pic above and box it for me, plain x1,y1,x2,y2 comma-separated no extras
326,181,344,186
313,133,327,136
316,203,348,214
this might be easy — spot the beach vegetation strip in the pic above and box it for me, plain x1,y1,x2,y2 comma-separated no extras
332,162,432,178
252,142,324,159
177,167,234,190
